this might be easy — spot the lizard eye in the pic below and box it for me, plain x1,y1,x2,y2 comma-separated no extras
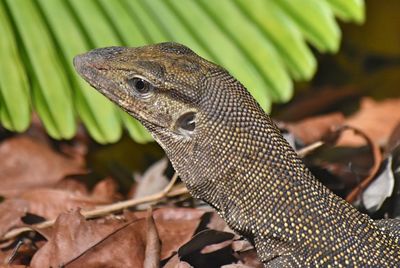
128,76,153,97
176,112,196,135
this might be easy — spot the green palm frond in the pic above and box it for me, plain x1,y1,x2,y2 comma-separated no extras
0,0,365,143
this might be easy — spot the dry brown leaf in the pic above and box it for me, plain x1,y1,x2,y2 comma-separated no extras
64,218,147,268
54,177,89,196
28,208,204,267
91,177,120,202
127,208,205,260
154,208,205,259
286,113,345,145
30,209,132,268
0,265,28,268
131,158,169,201
339,98,400,146
221,264,255,268
144,209,161,268
18,188,109,219
234,250,263,268
163,254,193,268
0,136,85,198
0,200,28,237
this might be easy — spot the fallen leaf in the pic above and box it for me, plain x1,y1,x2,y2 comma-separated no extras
0,200,28,237
386,121,400,156
144,209,161,268
130,207,205,260
30,209,133,268
362,157,395,212
54,176,89,196
286,113,345,145
221,264,255,268
29,208,204,267
163,254,193,268
178,230,234,258
91,177,120,202
277,86,359,121
19,188,109,219
233,249,263,268
0,136,85,198
65,218,147,268
132,158,169,203
339,98,400,146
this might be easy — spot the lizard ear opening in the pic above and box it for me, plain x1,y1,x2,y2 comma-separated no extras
176,111,196,136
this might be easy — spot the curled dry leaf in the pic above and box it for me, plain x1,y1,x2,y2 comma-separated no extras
143,209,161,268
232,249,264,268
30,209,137,268
18,188,110,219
154,208,205,259
177,229,236,267
362,157,395,212
386,121,400,156
0,199,28,237
54,177,89,196
132,158,169,201
339,98,400,147
286,112,345,145
277,86,359,121
91,177,121,202
129,207,205,260
61,218,148,268
0,136,85,198
221,264,256,268
29,208,204,267
163,254,193,268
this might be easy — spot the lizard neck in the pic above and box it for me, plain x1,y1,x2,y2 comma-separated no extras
159,70,399,264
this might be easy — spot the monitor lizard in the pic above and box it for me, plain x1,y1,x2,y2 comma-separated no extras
74,42,400,267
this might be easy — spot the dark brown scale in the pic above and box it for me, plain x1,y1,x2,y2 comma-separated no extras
74,42,400,267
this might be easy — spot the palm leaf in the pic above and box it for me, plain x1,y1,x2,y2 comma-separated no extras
0,0,365,143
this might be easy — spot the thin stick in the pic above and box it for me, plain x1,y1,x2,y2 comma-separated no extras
297,141,324,157
2,173,188,241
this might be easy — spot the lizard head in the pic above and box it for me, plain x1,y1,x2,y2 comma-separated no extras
74,42,275,206
73,42,219,149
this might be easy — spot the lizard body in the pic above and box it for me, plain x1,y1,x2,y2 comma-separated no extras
74,42,400,267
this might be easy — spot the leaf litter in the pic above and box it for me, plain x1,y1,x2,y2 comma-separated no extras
0,96,400,267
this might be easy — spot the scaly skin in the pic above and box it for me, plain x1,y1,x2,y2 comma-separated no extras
74,42,400,267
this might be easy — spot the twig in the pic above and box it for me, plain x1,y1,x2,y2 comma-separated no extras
297,141,325,157
2,173,188,241
342,126,382,203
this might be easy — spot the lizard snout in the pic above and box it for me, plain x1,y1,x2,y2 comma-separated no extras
73,46,126,73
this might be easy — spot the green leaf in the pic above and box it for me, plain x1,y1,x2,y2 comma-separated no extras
136,0,211,59
97,0,147,46
36,0,122,144
166,0,272,110
236,0,316,81
197,0,292,102
5,0,75,139
326,0,365,23
0,0,365,143
0,1,30,131
122,0,170,43
121,113,153,144
68,0,149,142
277,0,341,53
